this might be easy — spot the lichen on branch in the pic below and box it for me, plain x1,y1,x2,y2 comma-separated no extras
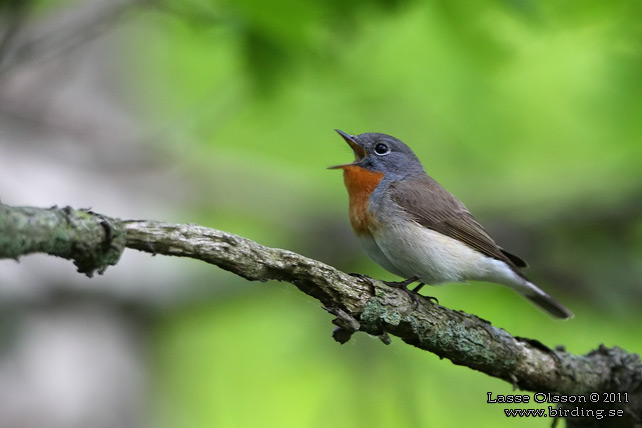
0,204,125,276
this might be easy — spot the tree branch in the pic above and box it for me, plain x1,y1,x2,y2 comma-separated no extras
1,203,641,426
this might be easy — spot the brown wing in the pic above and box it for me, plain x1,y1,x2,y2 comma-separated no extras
390,176,527,271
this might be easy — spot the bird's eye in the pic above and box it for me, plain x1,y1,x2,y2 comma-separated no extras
374,143,390,156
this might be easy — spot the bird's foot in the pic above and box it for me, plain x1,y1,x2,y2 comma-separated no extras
348,272,376,287
382,277,438,308
349,272,373,282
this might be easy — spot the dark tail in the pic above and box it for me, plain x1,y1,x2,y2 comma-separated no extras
523,283,574,319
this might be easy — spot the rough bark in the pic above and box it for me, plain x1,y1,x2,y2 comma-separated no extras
1,203,640,427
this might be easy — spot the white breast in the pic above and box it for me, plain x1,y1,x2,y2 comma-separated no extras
356,233,407,278
372,219,528,289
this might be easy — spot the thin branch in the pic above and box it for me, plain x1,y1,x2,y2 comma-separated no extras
1,203,641,427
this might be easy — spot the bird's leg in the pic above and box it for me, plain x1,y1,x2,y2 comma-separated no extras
382,276,420,289
382,276,421,308
411,282,425,293
411,283,439,304
383,277,438,308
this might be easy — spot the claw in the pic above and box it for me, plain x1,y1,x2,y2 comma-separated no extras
382,277,438,308
349,272,373,283
382,277,419,309
351,274,438,309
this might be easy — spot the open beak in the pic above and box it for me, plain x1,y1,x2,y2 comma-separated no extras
328,129,366,170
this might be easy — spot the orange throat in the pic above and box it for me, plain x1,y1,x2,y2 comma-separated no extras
340,165,384,236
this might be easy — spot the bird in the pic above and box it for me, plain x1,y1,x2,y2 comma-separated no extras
329,130,573,319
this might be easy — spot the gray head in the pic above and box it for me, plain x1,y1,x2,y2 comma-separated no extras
329,130,426,179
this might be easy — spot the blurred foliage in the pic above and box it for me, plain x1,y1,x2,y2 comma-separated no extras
116,0,642,426
20,0,641,426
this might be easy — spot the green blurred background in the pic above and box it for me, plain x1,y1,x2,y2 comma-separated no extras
1,0,641,427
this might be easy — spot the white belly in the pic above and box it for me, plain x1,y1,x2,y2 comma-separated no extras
357,233,407,278
371,220,526,288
